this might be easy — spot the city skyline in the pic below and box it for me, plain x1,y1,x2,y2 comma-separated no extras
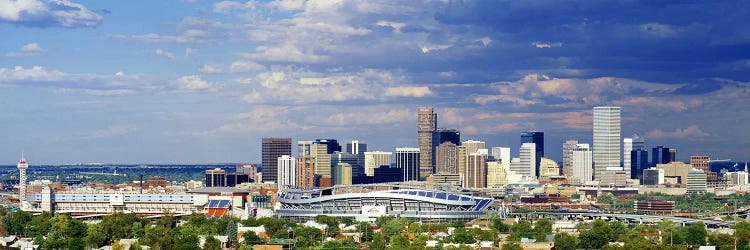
1,1,749,164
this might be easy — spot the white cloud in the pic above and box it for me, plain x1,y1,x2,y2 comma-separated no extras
84,125,137,139
185,48,194,57
200,64,224,74
230,60,265,72
376,20,406,33
112,29,210,43
646,125,709,139
420,43,452,53
155,48,175,59
21,42,43,52
269,0,305,11
0,0,102,27
174,75,213,91
213,1,255,13
385,86,433,97
533,42,563,48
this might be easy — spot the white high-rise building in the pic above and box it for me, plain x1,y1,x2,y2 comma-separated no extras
623,138,633,179
396,148,420,181
463,140,486,155
491,147,511,174
364,151,392,176
593,106,621,180
562,140,579,177
510,143,536,180
17,156,28,209
277,155,296,188
572,144,593,183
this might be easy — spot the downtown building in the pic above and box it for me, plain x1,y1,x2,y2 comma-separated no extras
262,138,292,184
521,131,544,177
593,106,621,181
417,107,437,180
396,148,420,182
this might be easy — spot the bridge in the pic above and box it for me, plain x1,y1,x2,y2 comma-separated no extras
507,211,738,228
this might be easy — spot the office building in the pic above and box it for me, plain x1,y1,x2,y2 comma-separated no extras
486,161,507,187
562,140,578,177
623,138,633,178
226,173,250,187
364,151,392,176
396,148,420,181
539,158,560,177
428,173,462,187
727,171,749,186
298,140,313,156
332,152,360,180
669,148,677,163
623,134,645,180
346,140,367,170
465,153,487,188
205,168,226,187
593,106,621,181
436,142,459,174
277,155,296,188
652,146,671,166
686,169,707,194
418,107,437,180
642,168,665,185
510,143,536,180
491,147,511,165
432,128,461,166
262,138,292,184
656,162,692,185
572,144,593,183
457,145,468,181
631,149,649,180
521,131,544,177
296,155,315,188
335,163,353,185
690,156,710,173
372,166,404,183
315,139,341,154
463,140,486,155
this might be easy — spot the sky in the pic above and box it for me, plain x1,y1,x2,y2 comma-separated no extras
0,0,749,165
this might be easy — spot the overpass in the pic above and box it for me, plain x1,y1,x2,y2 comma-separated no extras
508,211,737,228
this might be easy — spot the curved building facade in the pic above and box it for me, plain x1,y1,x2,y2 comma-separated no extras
275,184,494,222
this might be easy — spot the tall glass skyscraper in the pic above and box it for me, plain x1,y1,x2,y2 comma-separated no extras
521,131,544,177
631,149,649,180
652,146,671,166
262,138,292,183
396,148,420,181
593,106,621,181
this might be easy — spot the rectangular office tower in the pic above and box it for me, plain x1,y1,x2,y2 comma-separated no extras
417,107,437,180
572,144,593,183
277,155,296,188
396,148,420,181
432,128,460,167
521,131,544,177
262,138,292,183
593,106,621,181
562,140,579,177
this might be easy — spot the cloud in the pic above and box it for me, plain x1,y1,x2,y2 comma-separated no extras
268,0,305,11
213,1,255,13
646,125,709,139
230,60,265,72
84,125,137,139
174,75,213,91
21,42,43,52
154,48,175,59
533,42,562,48
420,44,452,53
0,0,102,28
111,29,210,43
384,86,433,97
185,48,193,57
200,64,224,73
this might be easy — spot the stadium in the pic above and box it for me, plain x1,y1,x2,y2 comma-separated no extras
275,183,494,222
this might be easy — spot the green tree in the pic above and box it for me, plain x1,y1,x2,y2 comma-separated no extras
382,217,408,240
203,235,222,250
533,218,553,241
554,233,579,250
112,240,125,250
101,212,141,241
295,226,323,248
86,223,108,248
172,232,200,250
450,227,475,244
225,221,238,247
708,233,734,250
679,222,707,246
369,233,387,250
491,216,510,233
510,220,534,241
131,221,145,238
243,231,264,246
502,241,523,250
44,214,87,250
389,234,410,249
578,220,613,249
358,222,374,243
319,238,359,249
130,240,143,250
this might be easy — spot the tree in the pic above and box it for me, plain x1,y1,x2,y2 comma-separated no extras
295,226,323,248
708,233,733,250
172,232,200,250
243,231,264,246
502,241,523,250
131,222,145,238
578,220,613,249
389,234,410,249
407,221,423,235
381,217,408,240
101,212,141,241
111,240,125,250
358,222,374,243
225,221,238,247
533,218,553,241
130,240,143,250
679,222,707,246
86,223,108,248
369,233,387,250
554,233,579,250
450,227,475,244
320,238,359,249
44,214,87,250
491,216,510,233
510,221,534,241
203,235,222,250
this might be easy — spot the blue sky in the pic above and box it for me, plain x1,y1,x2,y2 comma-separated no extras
0,0,749,164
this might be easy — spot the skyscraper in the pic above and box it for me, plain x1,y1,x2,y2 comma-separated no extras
315,139,341,154
669,148,677,162
652,146,671,166
296,155,315,188
521,131,544,177
364,151,392,176
331,152,359,180
510,143,536,180
346,140,367,175
593,106,621,180
417,107,437,180
432,128,460,166
277,155,296,188
631,149,649,180
463,140,486,155
396,148,420,181
262,138,292,184
465,152,487,188
623,137,633,179
436,142,459,174
335,163,353,185
17,156,27,208
562,140,578,177
486,161,507,187
690,156,710,174
311,143,331,177
572,144,593,183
